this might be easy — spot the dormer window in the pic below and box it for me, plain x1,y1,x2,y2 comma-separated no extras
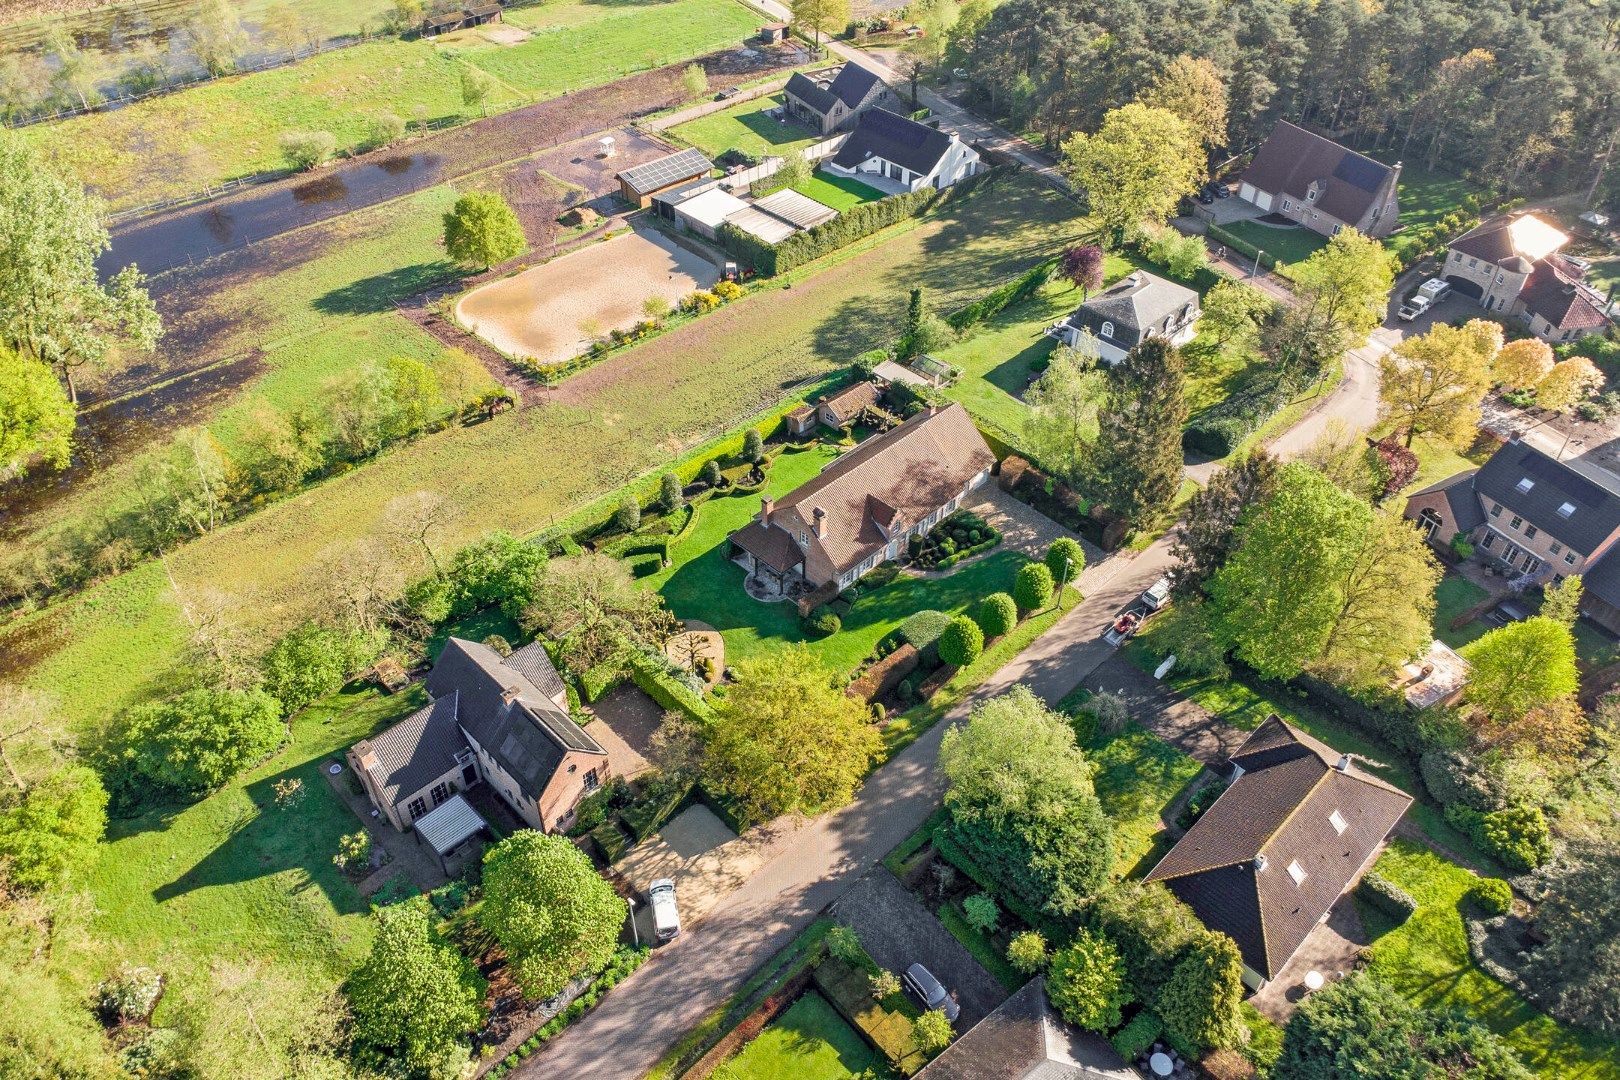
1287,860,1308,885
1100,320,1114,340
1329,809,1347,835
1558,502,1576,518
1516,477,1535,494
1306,182,1320,203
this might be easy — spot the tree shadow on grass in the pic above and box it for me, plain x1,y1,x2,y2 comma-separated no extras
313,259,464,316
984,337,1053,399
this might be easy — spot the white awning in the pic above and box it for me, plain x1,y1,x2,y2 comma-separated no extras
414,793,486,855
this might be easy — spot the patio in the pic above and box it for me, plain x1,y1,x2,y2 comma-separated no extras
1248,893,1373,1023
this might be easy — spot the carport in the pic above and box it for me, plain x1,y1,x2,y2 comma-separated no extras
413,794,490,876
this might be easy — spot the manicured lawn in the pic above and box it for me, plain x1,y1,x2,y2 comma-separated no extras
1085,723,1204,878
86,683,420,1032
670,93,822,158
1124,627,1499,872
1361,842,1620,1080
25,0,757,209
794,171,887,211
713,990,882,1080
4,173,1085,740
1433,573,1490,650
1216,219,1328,269
647,444,1037,675
1373,157,1488,267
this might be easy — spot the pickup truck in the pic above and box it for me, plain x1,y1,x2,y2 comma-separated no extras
1399,277,1453,320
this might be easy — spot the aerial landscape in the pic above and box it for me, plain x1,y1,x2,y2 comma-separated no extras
3,0,1620,1077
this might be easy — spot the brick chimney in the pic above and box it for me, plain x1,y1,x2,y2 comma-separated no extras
761,494,774,524
501,685,520,706
812,506,827,539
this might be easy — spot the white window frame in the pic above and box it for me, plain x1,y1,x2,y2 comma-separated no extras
1100,320,1114,340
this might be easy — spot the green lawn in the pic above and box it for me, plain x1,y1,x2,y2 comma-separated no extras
713,990,883,1080
670,93,822,159
87,683,421,1031
1433,573,1490,650
1361,842,1620,1080
646,445,1037,675
26,0,758,209
794,171,887,211
1085,723,1205,878
1216,219,1329,268
1375,158,1489,267
1124,627,1500,872
932,251,1263,451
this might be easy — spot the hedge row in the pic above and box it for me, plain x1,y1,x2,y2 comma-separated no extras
1182,377,1298,457
932,534,1001,570
947,259,1056,331
847,643,921,703
487,947,649,1078
1357,872,1417,924
1110,1010,1164,1062
1207,224,1279,274
626,647,712,723
814,954,927,1075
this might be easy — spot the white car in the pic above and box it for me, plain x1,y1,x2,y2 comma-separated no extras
649,879,681,942
1398,294,1433,321
1140,576,1172,612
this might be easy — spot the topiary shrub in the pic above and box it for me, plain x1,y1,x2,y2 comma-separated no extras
1468,877,1513,916
805,606,842,636
937,615,984,667
976,592,1018,638
1110,1010,1164,1062
1045,537,1086,587
901,609,950,659
1477,804,1555,872
1007,930,1049,974
700,459,722,486
614,494,641,532
1013,562,1055,613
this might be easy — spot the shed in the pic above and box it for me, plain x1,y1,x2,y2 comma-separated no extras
725,205,799,245
752,187,838,230
873,359,933,388
617,148,715,207
758,22,787,43
673,186,750,240
465,3,503,26
423,11,465,34
413,793,489,874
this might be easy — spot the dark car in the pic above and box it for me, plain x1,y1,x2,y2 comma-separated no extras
1196,189,1216,205
903,963,961,1023
1214,182,1231,198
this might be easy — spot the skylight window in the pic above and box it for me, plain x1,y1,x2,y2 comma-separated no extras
1287,860,1308,885
1558,502,1577,518
1329,810,1347,835
1516,477,1535,493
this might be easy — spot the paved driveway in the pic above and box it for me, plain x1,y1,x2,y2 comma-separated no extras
829,869,1010,1030
587,683,663,780
963,485,1100,567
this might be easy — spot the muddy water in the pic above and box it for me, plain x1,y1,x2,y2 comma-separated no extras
101,153,444,277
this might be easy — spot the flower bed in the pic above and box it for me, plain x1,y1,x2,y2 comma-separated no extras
909,509,1001,570
484,946,648,1078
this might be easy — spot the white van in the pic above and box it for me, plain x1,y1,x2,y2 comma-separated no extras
649,879,681,942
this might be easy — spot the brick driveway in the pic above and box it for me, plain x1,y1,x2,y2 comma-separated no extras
828,868,1011,1031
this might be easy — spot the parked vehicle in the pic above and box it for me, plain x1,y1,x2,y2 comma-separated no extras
1417,277,1453,302
1104,608,1144,646
1196,189,1216,205
903,963,960,1022
1397,294,1433,321
649,879,681,942
1140,576,1172,612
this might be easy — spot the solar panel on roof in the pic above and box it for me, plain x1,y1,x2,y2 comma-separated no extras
1332,154,1387,193
621,149,713,193
1521,450,1607,506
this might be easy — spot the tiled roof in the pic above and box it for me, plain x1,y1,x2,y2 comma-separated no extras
503,641,568,708
1473,441,1620,555
831,108,955,177
916,979,1134,1080
1146,716,1412,979
1240,121,1394,225
1408,468,1484,534
1067,271,1199,350
828,63,886,109
820,381,882,423
732,403,994,585
785,71,838,115
1450,213,1569,266
355,692,468,807
1519,264,1611,334
731,516,806,573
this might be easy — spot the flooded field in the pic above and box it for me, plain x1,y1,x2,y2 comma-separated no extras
455,227,718,366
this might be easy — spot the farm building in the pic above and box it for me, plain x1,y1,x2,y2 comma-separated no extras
722,187,839,244
672,186,750,240
617,148,715,208
421,3,504,35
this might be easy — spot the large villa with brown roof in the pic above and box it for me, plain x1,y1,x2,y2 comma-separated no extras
347,638,607,844
1145,716,1412,990
1443,211,1613,343
1236,120,1400,239
729,403,996,597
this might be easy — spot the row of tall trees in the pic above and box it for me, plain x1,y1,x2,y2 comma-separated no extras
953,0,1620,204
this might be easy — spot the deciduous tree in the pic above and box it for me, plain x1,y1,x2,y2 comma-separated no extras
1378,320,1498,447
523,553,673,670
1170,450,1281,599
443,191,526,269
1046,929,1131,1031
0,346,74,476
1139,55,1229,153
0,132,161,407
1087,338,1187,525
1312,512,1440,688
1058,244,1105,299
1493,337,1555,391
0,765,106,891
1060,104,1205,236
1199,279,1272,351
701,646,880,825
790,0,851,47
1023,343,1104,488
112,687,285,798
480,832,624,1000
939,686,1111,914
1536,356,1603,413
348,902,485,1076
1461,616,1579,724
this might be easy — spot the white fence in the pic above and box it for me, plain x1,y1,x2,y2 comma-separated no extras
719,134,847,190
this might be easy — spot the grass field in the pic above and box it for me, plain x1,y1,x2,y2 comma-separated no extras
670,93,822,159
712,990,882,1080
87,682,420,1033
1362,842,1620,1080
1379,159,1488,266
646,444,1038,674
1216,219,1328,269
1086,723,1204,878
25,0,757,209
1433,573,1490,650
1,172,1085,735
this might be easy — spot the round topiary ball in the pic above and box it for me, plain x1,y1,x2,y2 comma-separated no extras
976,592,1019,638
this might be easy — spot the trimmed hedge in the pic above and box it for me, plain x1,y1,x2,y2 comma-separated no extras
947,259,1057,331
579,659,625,703
1357,872,1417,924
847,643,921,703
487,947,648,1078
625,649,712,722
1468,877,1513,916
1182,378,1297,458
1110,1010,1164,1062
